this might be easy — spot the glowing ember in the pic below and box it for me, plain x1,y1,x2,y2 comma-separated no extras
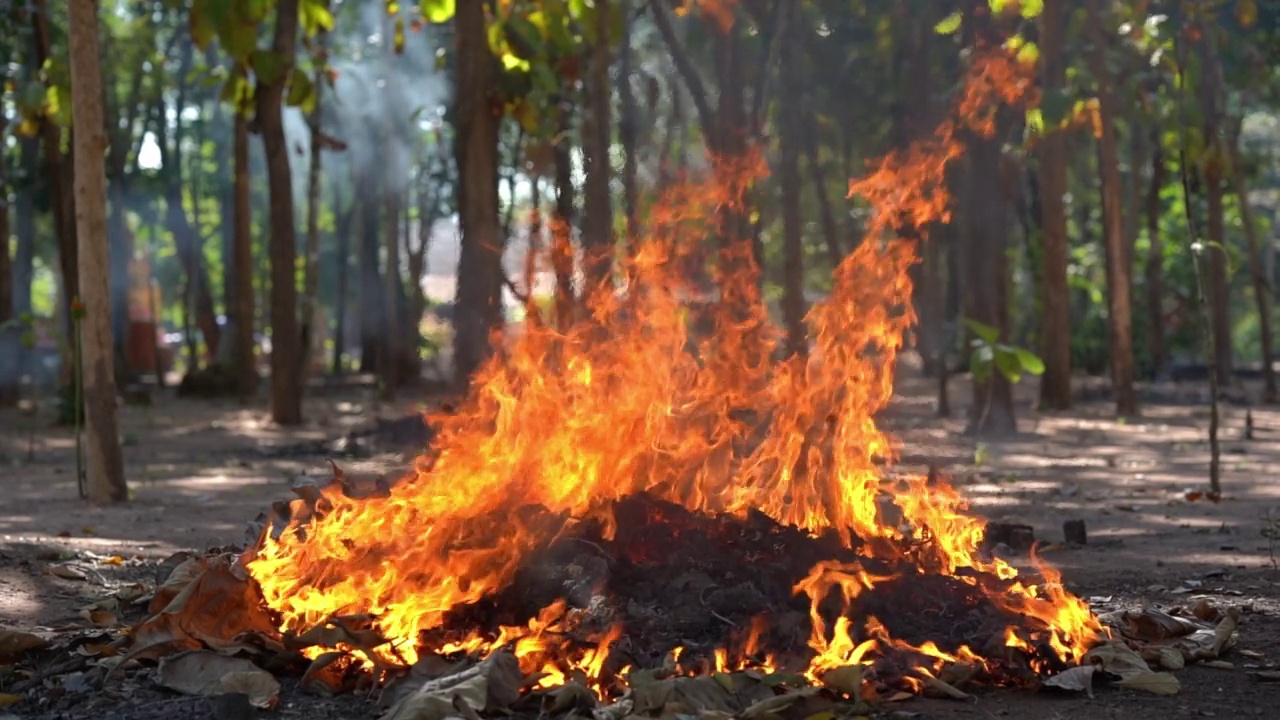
244,46,1101,693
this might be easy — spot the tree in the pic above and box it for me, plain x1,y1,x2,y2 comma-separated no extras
69,0,127,503
257,0,304,424
1036,0,1072,410
1086,0,1137,417
452,0,504,387
777,2,806,357
230,108,257,397
581,0,615,297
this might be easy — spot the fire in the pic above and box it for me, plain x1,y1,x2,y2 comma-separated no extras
245,45,1100,692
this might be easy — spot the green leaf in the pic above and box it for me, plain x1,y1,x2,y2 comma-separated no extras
970,347,993,383
1016,41,1040,65
1025,107,1044,134
219,67,251,107
1014,347,1046,375
505,15,544,60
964,318,1000,345
1040,87,1072,128
250,50,288,85
420,0,455,23
934,11,963,34
994,347,1023,384
300,0,335,35
1019,0,1044,18
988,0,1008,13
394,17,406,53
286,67,315,111
190,0,216,49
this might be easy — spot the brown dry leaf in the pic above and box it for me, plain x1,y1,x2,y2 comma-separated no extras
1140,646,1185,670
1043,665,1097,697
157,651,279,708
1211,607,1242,657
46,564,89,581
921,676,970,700
0,628,49,661
1123,608,1201,640
80,609,119,628
380,667,489,720
1204,660,1234,669
147,557,204,615
1085,641,1153,679
1250,670,1280,682
0,693,22,707
131,555,278,659
301,651,349,696
219,669,282,709
738,688,817,720
101,556,125,566
1114,671,1180,695
819,664,864,697
115,583,148,604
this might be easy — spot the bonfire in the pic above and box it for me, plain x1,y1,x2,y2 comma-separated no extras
113,46,1148,716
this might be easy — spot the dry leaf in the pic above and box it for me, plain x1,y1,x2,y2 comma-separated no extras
1140,646,1185,670
148,557,204,615
0,693,22,707
1123,608,1201,640
1086,641,1153,679
739,688,817,720
381,668,489,720
1043,665,1096,697
1114,671,1180,695
1211,607,1242,657
157,651,279,708
0,629,49,661
921,676,970,700
1204,660,1234,669
46,564,89,581
819,664,864,696
80,609,119,628
1250,670,1280,682
219,669,281,709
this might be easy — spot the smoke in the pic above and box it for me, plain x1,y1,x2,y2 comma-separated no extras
283,2,450,207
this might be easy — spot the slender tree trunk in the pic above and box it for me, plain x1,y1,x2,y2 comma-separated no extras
582,0,614,299
14,138,36,321
552,104,576,331
1036,0,1072,410
1227,124,1276,402
381,190,402,399
257,0,302,424
802,117,843,271
300,24,326,383
69,0,127,503
452,0,504,386
777,5,805,357
357,178,383,373
1087,2,1137,416
231,112,257,397
618,0,640,250
1146,132,1168,379
0,83,15,406
331,190,353,376
1204,154,1233,386
33,0,78,345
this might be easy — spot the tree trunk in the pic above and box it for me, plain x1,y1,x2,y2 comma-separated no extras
452,0,504,387
552,104,576,331
33,0,78,345
231,111,257,397
69,0,127,503
357,178,383,373
802,116,843,271
581,0,614,298
300,24,326,384
1227,125,1276,402
777,5,805,358
1204,154,1233,386
963,143,1016,436
256,0,302,424
14,137,37,321
381,190,402,399
0,77,15,407
1086,3,1137,416
1145,132,1168,379
331,190,354,376
618,0,640,250
1036,0,1072,410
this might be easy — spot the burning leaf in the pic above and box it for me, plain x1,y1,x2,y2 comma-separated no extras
1043,665,1097,697
542,681,597,713
0,629,49,661
301,651,349,696
632,676,735,715
157,651,280,709
1114,671,1180,695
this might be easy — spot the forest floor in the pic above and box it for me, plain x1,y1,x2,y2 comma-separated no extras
2,363,1280,719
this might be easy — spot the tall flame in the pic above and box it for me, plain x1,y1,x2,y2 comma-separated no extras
246,46,1099,679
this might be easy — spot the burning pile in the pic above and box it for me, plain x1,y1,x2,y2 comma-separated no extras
229,46,1102,701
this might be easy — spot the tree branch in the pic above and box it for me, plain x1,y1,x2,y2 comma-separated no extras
650,0,716,142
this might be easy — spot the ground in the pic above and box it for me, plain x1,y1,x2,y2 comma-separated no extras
2,362,1279,719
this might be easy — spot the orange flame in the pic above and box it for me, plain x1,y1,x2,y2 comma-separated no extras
245,46,1098,685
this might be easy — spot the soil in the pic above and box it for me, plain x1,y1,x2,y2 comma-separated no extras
2,365,1280,719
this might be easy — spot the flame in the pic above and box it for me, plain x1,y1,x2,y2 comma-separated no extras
245,45,1099,686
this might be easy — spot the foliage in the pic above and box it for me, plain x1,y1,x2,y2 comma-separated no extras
966,319,1046,385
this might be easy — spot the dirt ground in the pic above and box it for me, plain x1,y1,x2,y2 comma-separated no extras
2,364,1280,719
